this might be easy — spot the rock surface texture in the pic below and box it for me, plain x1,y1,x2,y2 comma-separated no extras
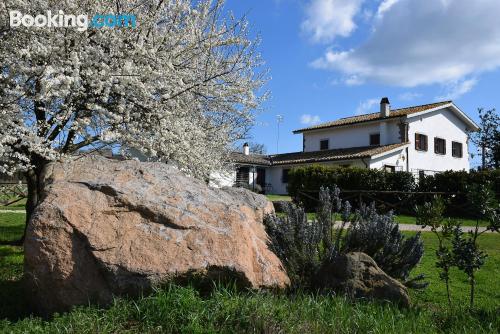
24,156,289,314
316,252,410,307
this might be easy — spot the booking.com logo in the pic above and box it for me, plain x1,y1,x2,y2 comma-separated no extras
9,10,137,32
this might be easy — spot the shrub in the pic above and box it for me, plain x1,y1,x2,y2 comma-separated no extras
415,197,457,308
287,165,416,212
288,166,500,217
342,203,425,284
416,183,500,309
264,187,425,290
418,169,500,217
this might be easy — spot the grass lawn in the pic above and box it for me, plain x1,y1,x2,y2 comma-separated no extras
396,214,489,227
266,194,292,201
0,197,27,209
276,211,488,228
0,206,25,211
1,211,499,333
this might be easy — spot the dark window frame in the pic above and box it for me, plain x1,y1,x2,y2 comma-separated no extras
452,141,463,158
370,133,381,146
281,169,290,183
434,137,446,155
384,165,396,173
320,139,329,150
415,133,428,151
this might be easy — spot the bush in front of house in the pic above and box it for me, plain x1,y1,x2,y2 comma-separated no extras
264,187,425,291
287,165,416,212
288,165,500,216
417,169,500,217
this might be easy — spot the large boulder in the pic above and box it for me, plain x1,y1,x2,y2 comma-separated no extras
315,252,410,307
24,156,289,314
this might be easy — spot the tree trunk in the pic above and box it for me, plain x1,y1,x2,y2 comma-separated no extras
470,275,475,309
19,160,46,245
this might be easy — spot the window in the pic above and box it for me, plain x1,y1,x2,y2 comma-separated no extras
434,138,446,155
418,170,425,180
370,133,380,146
384,165,396,172
281,169,290,183
320,139,329,150
415,133,428,151
452,141,463,158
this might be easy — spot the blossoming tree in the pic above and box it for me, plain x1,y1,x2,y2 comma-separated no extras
0,0,266,242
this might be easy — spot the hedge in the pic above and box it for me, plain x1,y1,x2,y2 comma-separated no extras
287,165,500,216
418,169,500,217
287,165,416,212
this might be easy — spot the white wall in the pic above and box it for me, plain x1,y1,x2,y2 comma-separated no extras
302,120,401,152
369,148,407,171
209,166,259,189
407,107,470,173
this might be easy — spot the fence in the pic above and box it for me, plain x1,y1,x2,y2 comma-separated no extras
295,189,497,218
0,183,27,206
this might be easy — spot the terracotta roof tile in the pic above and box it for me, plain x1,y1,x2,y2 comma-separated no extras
230,152,271,166
294,101,451,133
267,143,408,166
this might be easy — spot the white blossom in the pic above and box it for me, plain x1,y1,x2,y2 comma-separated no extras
0,0,266,179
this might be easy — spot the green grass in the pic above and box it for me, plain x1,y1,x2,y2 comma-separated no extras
405,231,500,310
276,211,488,228
0,206,25,211
0,197,27,209
396,214,489,227
0,212,25,242
266,194,292,201
0,211,499,333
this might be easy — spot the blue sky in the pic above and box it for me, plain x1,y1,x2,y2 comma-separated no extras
226,0,500,168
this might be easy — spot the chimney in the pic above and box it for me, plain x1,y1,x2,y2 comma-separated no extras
243,142,250,155
380,97,390,117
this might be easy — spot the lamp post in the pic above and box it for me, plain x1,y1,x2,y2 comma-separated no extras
276,114,283,154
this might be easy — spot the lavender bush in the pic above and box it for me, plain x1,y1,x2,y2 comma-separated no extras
264,186,425,290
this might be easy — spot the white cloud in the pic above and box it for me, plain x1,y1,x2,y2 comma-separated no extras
355,98,379,115
300,114,322,125
301,0,364,43
311,0,500,92
436,78,478,100
398,92,422,101
376,0,400,18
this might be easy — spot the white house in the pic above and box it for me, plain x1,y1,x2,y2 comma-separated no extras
212,98,480,195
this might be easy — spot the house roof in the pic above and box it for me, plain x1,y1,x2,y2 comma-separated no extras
293,101,453,133
268,143,408,166
230,143,408,166
229,152,271,166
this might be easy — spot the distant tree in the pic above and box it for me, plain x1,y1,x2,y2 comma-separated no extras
470,108,500,169
249,143,266,154
0,0,267,243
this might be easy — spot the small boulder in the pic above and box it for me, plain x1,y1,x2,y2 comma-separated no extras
315,252,410,307
24,156,289,314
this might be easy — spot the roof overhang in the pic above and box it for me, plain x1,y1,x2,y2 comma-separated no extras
405,102,480,132
370,143,409,159
292,117,401,134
